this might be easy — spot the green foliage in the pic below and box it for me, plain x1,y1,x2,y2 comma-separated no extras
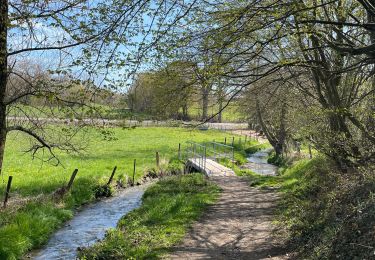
0,202,72,259
78,173,220,259
93,184,114,199
246,156,375,259
244,143,270,154
267,151,286,167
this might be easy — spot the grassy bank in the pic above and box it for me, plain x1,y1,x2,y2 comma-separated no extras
78,173,220,259
0,127,239,259
243,156,375,259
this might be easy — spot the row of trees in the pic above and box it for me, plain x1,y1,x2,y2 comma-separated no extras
127,60,231,121
152,0,375,168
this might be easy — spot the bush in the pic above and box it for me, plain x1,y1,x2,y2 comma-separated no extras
277,158,375,259
93,184,114,199
267,151,286,167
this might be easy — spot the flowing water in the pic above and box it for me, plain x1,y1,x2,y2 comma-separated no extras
32,185,149,260
31,150,275,259
243,148,278,176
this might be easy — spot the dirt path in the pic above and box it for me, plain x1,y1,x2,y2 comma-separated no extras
167,175,288,260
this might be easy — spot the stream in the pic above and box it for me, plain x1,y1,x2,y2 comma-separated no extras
31,150,274,259
244,148,278,176
32,185,149,260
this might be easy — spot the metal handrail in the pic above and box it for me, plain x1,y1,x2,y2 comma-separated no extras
207,141,234,149
185,141,234,174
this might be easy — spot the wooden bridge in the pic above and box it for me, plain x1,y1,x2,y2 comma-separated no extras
185,141,235,176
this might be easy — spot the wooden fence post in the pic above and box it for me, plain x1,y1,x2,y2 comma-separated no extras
66,169,79,192
156,151,160,168
178,143,181,160
224,137,227,145
3,176,13,208
107,166,117,185
133,159,136,185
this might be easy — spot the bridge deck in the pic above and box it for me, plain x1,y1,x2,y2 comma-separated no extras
187,158,235,176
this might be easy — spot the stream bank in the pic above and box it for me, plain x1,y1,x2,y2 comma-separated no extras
31,184,150,259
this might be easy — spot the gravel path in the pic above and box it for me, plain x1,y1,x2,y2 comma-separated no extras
167,175,288,260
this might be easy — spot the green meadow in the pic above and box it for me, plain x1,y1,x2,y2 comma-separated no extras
1,127,233,198
0,126,246,259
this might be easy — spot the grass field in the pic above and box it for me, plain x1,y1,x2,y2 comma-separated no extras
1,127,233,198
0,126,251,259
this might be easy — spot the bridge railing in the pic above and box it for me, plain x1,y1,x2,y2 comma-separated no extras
186,141,207,171
185,141,234,172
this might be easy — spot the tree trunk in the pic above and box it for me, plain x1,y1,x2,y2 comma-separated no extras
217,96,223,123
0,0,8,177
182,103,188,120
276,103,287,156
274,142,283,156
201,86,209,121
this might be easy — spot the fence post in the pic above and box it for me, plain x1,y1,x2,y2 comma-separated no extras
232,147,235,168
156,151,160,168
224,137,227,145
66,169,78,192
133,159,136,185
213,142,216,161
107,166,117,185
204,146,207,172
178,143,181,160
3,176,13,208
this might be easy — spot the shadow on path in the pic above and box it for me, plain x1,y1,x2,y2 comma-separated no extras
167,176,288,260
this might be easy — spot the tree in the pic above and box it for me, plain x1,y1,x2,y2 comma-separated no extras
127,61,195,120
159,0,375,166
0,0,198,175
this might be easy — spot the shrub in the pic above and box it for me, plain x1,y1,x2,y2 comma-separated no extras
93,184,114,199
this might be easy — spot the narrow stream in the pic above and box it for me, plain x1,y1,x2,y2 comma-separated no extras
31,150,274,259
32,185,149,260
243,148,278,176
